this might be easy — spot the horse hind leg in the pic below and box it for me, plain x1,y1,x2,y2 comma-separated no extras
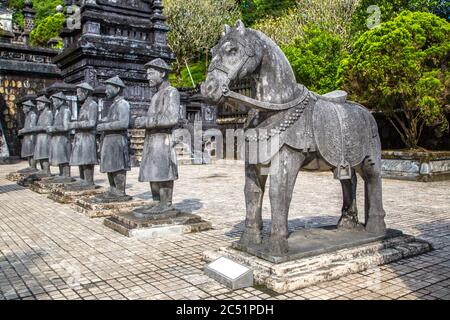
337,169,359,229
360,155,387,235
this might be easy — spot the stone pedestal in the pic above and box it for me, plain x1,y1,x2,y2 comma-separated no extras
29,176,74,194
6,168,39,182
71,196,147,218
48,184,106,204
104,210,212,240
203,227,431,293
382,150,450,182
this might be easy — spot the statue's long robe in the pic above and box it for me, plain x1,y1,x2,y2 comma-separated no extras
99,96,130,173
34,108,53,160
49,104,72,166
21,111,37,158
138,83,179,182
70,97,99,166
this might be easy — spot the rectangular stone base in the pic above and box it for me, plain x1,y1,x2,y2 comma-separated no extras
203,233,431,293
233,227,403,264
104,211,212,240
29,179,66,194
72,197,147,218
48,185,106,204
6,171,29,182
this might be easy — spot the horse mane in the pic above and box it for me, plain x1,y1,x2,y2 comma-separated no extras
246,28,297,84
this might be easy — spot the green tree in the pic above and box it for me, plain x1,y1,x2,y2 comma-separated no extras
165,0,241,86
7,0,63,31
253,0,360,47
29,12,64,47
239,0,296,26
282,26,347,94
339,11,450,149
351,0,450,39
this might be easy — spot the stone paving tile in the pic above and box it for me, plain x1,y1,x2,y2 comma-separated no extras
0,161,449,300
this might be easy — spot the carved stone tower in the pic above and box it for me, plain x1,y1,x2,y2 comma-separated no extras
53,0,175,117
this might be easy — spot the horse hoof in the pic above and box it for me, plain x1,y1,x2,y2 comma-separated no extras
239,228,262,246
337,215,359,229
268,237,289,256
365,217,386,235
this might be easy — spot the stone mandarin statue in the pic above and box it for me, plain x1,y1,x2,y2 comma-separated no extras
18,100,38,173
134,58,180,215
47,92,73,181
68,82,99,190
33,95,53,176
93,76,131,202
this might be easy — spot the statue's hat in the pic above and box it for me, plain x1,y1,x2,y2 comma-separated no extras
51,92,67,101
105,76,126,88
144,58,171,71
76,82,94,92
36,95,51,104
22,100,35,108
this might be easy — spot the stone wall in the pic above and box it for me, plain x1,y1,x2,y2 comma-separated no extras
0,75,59,157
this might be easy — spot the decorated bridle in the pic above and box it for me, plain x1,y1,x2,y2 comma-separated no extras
206,32,311,112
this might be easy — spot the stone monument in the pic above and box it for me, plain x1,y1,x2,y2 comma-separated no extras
72,76,146,218
49,82,107,204
32,95,53,176
68,82,99,189
103,61,212,239
93,76,131,202
47,92,73,182
6,99,38,179
17,100,38,172
202,21,431,292
133,58,180,216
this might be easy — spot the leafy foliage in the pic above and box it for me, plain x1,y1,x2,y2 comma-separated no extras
339,11,450,149
282,26,347,94
7,0,63,31
169,61,208,88
239,0,296,26
252,0,360,47
351,0,450,39
29,12,64,47
165,0,241,81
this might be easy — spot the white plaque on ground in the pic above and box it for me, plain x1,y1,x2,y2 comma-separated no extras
204,257,253,290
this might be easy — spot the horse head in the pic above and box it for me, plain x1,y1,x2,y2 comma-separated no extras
201,20,263,103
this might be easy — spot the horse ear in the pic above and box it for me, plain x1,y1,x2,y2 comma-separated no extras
222,24,231,37
235,20,245,34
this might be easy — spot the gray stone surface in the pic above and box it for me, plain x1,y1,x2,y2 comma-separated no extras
104,211,212,240
204,234,432,293
0,161,449,300
202,20,386,256
382,151,450,182
72,196,146,218
232,226,403,263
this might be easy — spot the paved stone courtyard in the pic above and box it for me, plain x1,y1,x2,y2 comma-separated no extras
0,161,449,300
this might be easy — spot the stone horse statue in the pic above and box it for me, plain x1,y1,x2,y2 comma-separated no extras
201,20,387,255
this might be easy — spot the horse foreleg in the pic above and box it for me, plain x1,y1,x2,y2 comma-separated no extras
268,146,304,255
239,163,268,246
337,169,359,229
361,158,386,235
